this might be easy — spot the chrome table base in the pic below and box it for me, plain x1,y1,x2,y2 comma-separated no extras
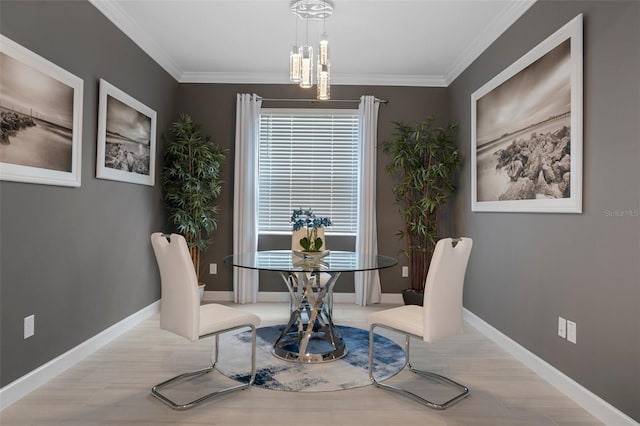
273,271,346,363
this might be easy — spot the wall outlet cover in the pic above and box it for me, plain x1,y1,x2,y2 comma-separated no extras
24,315,35,339
558,317,567,338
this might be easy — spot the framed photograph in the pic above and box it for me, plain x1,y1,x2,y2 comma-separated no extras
471,14,583,213
0,35,83,187
96,79,156,186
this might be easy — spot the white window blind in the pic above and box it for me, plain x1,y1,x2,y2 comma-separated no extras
258,109,359,235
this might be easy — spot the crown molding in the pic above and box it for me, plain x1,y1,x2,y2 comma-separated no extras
91,0,535,88
180,71,291,84
333,73,448,87
89,0,183,81
444,0,537,85
180,71,448,87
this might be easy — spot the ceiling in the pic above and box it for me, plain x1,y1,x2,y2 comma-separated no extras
90,0,535,87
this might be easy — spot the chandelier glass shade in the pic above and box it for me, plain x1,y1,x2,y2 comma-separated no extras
289,44,301,82
317,31,329,99
289,0,333,99
299,45,314,88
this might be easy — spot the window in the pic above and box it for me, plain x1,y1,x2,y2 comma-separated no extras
258,109,359,235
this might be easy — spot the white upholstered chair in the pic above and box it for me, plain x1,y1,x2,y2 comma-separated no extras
368,237,473,410
150,232,261,410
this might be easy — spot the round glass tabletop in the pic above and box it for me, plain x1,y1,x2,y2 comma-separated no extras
224,250,397,273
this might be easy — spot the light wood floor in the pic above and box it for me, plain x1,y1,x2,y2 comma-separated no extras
0,303,602,426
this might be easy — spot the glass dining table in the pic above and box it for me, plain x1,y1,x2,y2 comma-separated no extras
224,250,397,363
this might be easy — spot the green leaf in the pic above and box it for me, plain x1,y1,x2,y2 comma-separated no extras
161,113,228,261
300,237,311,251
380,115,461,291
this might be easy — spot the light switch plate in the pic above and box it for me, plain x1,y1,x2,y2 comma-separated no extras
24,315,35,339
558,317,567,338
567,320,577,344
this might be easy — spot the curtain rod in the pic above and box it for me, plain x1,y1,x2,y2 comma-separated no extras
257,97,388,104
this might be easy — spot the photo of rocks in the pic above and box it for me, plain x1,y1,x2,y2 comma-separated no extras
476,40,572,202
103,95,151,176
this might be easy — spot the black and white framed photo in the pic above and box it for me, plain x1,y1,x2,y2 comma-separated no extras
0,35,83,187
471,14,583,213
96,79,156,186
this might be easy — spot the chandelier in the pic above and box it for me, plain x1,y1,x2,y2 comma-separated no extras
289,0,333,100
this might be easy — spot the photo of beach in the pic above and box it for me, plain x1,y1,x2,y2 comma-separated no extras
0,52,75,172
476,40,572,202
103,95,151,176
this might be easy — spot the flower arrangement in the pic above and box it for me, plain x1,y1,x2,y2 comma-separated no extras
291,208,332,252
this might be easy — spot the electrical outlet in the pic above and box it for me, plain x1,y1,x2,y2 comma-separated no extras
209,263,217,274
558,317,567,338
402,266,409,277
24,315,35,339
567,320,577,344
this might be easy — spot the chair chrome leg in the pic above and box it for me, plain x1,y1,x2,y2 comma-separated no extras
151,324,257,411
368,324,469,410
248,325,257,385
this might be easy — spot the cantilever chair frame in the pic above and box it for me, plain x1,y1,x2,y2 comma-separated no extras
151,232,259,410
151,323,257,411
368,237,472,410
368,324,469,410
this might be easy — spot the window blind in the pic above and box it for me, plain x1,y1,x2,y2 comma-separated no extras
258,109,359,235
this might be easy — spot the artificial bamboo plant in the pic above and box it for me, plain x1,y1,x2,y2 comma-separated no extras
381,116,461,293
162,113,228,283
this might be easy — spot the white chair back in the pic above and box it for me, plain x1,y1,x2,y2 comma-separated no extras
422,237,473,343
150,233,200,342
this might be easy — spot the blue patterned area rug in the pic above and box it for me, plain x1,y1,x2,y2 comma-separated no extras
217,325,406,392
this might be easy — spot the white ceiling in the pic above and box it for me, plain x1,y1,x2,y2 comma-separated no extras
90,0,535,87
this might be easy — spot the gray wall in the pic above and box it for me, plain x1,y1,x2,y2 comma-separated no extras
3,0,637,422
449,1,640,421
0,1,178,386
174,83,452,293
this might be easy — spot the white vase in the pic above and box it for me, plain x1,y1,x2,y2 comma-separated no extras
291,227,326,251
198,283,205,301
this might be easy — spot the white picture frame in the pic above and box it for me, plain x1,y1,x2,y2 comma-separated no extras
0,35,83,187
471,14,583,213
96,79,156,186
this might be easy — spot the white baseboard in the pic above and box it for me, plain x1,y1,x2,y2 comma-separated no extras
463,309,638,426
203,290,404,305
4,297,631,425
0,300,160,411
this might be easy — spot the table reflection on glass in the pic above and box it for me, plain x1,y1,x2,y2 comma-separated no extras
224,250,397,363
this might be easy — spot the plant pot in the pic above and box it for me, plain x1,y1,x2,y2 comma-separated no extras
402,288,424,306
198,283,205,301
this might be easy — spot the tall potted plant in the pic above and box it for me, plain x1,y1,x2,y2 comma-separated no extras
381,116,461,305
162,113,228,290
